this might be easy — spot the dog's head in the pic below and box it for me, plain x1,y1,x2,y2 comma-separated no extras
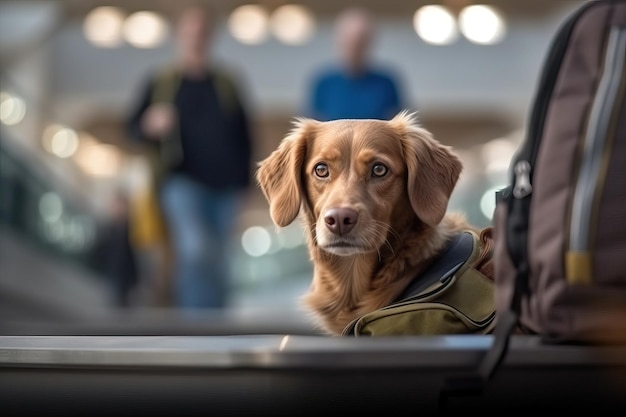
256,111,463,256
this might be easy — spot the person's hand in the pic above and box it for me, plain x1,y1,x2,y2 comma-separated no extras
140,103,176,140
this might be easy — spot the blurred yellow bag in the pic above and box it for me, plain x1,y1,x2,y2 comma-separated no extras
128,177,168,250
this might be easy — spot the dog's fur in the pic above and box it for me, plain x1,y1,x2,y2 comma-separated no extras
256,111,490,335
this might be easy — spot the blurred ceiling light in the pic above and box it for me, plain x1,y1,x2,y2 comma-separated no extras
83,6,125,47
123,11,169,48
413,5,458,45
241,226,272,257
459,5,506,45
75,135,122,177
270,4,315,45
42,124,79,158
0,91,26,125
228,4,269,45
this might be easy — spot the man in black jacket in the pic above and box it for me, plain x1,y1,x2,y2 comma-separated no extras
126,4,253,309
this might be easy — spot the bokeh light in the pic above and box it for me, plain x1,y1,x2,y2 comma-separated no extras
74,133,122,177
0,91,26,125
459,5,506,45
83,6,125,48
39,192,64,223
413,5,458,45
241,226,272,257
42,124,79,159
270,5,316,45
228,5,269,45
480,185,504,221
122,11,169,48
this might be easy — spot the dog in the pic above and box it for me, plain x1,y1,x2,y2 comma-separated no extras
256,111,494,335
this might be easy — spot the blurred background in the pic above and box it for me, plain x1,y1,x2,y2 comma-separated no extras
0,0,586,334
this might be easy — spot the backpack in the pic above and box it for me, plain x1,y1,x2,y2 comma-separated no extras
342,229,496,336
493,0,626,344
441,0,626,403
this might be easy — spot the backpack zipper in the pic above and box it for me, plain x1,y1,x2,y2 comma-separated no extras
565,25,626,285
512,160,533,198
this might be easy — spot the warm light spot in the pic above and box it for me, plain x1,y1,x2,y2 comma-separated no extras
459,5,506,45
83,6,125,47
413,5,458,45
270,5,315,45
228,5,269,45
123,11,169,48
75,134,122,177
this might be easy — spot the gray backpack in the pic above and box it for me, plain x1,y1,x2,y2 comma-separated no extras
442,0,626,404
493,0,626,345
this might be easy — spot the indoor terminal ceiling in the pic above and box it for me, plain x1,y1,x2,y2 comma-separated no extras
57,0,588,20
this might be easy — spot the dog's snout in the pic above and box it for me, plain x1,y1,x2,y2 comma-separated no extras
324,207,359,236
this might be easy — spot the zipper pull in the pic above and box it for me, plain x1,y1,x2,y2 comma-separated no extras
513,160,533,198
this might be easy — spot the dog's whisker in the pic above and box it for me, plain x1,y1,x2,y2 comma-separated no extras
369,221,400,258
384,224,402,242
359,221,395,260
378,235,395,258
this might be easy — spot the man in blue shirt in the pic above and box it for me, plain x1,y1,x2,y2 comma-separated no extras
306,7,405,121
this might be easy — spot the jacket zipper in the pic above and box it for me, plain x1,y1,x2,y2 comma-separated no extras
566,25,626,285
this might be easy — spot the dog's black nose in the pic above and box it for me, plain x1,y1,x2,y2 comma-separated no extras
324,207,358,236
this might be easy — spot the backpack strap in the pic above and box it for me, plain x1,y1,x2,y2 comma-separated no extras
151,67,182,104
342,229,494,336
150,66,240,110
394,231,475,302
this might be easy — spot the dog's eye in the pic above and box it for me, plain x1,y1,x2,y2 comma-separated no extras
314,163,329,178
371,163,388,177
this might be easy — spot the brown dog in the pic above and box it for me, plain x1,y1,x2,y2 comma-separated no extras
256,111,492,335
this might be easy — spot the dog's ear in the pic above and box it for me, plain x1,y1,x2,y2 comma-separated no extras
392,112,463,227
256,118,315,227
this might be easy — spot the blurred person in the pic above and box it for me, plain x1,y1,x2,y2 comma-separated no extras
305,7,405,121
126,3,253,309
95,188,139,308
